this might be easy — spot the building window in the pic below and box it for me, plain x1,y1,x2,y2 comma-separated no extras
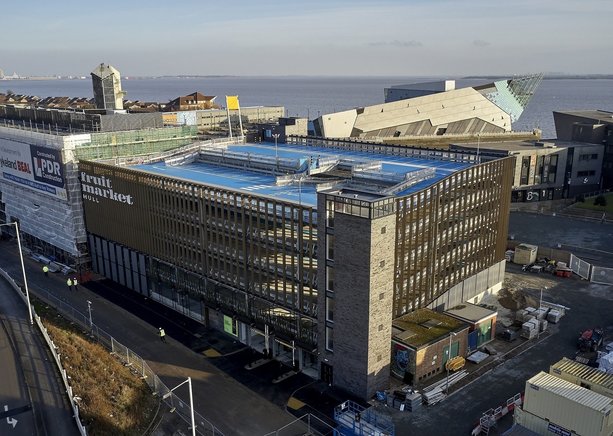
379,260,386,268
326,200,335,228
326,234,335,260
326,326,333,351
378,324,384,332
381,226,387,234
326,297,334,322
326,266,334,292
577,170,596,177
520,156,530,185
379,292,385,300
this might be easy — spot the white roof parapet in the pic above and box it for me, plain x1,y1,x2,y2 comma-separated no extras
381,168,437,195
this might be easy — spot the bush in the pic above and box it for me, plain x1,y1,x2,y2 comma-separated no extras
594,195,607,207
576,195,585,203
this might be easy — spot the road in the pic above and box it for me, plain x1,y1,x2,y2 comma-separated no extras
509,212,613,265
394,265,613,435
0,278,79,436
0,241,299,436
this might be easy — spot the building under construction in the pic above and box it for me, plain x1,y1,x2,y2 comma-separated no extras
78,135,513,399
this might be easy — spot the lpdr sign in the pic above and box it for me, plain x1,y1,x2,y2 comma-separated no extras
31,145,65,188
0,138,67,200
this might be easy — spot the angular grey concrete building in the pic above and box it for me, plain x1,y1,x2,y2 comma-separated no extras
313,75,542,140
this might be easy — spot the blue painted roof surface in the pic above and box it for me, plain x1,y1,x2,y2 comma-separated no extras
133,142,472,207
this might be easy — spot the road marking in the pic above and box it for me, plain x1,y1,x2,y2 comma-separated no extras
3,405,18,429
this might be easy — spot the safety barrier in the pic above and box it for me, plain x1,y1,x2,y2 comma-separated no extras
0,267,88,435
1,267,223,436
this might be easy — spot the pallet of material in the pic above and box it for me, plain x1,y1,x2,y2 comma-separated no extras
547,309,562,323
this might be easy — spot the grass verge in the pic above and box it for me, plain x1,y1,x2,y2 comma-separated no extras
573,192,613,213
33,299,159,436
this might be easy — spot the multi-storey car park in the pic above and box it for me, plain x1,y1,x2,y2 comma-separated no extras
78,136,513,399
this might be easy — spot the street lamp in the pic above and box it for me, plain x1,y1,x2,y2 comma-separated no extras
163,377,196,436
272,133,280,160
87,300,93,328
445,331,457,395
537,287,547,339
1,222,33,324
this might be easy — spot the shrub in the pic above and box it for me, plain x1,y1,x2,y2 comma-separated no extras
594,195,607,207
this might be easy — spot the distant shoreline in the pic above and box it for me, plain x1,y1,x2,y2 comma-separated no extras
2,74,613,81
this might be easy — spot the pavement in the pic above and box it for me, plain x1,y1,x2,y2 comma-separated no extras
0,272,80,435
0,239,367,436
2,210,611,435
509,211,613,265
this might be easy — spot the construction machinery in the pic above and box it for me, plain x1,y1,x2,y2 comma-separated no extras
578,327,604,352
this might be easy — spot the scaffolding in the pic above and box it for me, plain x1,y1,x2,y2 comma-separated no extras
74,125,198,161
334,401,394,436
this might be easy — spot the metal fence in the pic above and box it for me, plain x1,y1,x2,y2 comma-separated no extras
590,265,613,286
569,253,591,280
262,413,336,436
0,267,88,434
25,285,224,436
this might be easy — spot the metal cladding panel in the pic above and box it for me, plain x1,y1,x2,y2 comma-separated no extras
138,254,147,294
123,247,133,289
89,234,98,272
551,358,613,397
116,245,125,285
102,240,111,278
524,372,613,436
109,242,118,282
130,251,139,292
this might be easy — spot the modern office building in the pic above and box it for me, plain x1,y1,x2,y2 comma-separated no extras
91,63,126,111
451,139,604,202
78,135,513,399
554,110,613,190
313,75,542,140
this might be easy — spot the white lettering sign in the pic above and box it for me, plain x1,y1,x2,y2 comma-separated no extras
80,172,134,205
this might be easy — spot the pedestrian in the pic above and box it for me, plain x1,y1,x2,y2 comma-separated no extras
159,327,166,343
66,278,73,292
43,265,49,277
72,277,78,291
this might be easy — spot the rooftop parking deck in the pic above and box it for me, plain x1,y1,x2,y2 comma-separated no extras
133,142,472,208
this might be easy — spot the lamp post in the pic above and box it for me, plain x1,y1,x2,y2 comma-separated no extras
272,133,280,160
476,132,481,163
87,300,93,328
1,222,33,325
537,287,546,339
445,331,457,395
163,377,196,436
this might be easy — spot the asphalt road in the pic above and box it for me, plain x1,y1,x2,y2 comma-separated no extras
0,241,299,436
0,310,35,436
393,265,613,435
509,212,613,265
0,278,79,436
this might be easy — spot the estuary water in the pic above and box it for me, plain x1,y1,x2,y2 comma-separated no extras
2,76,613,139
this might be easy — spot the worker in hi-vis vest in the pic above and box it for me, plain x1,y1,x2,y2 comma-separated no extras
43,265,49,276
159,327,166,342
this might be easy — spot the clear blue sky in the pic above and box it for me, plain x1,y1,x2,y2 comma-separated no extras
2,0,611,76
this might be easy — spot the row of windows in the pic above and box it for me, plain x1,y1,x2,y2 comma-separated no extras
577,170,596,177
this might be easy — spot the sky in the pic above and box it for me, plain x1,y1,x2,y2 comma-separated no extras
1,0,612,77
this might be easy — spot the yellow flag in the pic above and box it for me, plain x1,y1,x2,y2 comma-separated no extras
226,95,240,111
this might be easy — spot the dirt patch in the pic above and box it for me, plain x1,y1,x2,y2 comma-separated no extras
34,299,159,436
479,267,559,326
